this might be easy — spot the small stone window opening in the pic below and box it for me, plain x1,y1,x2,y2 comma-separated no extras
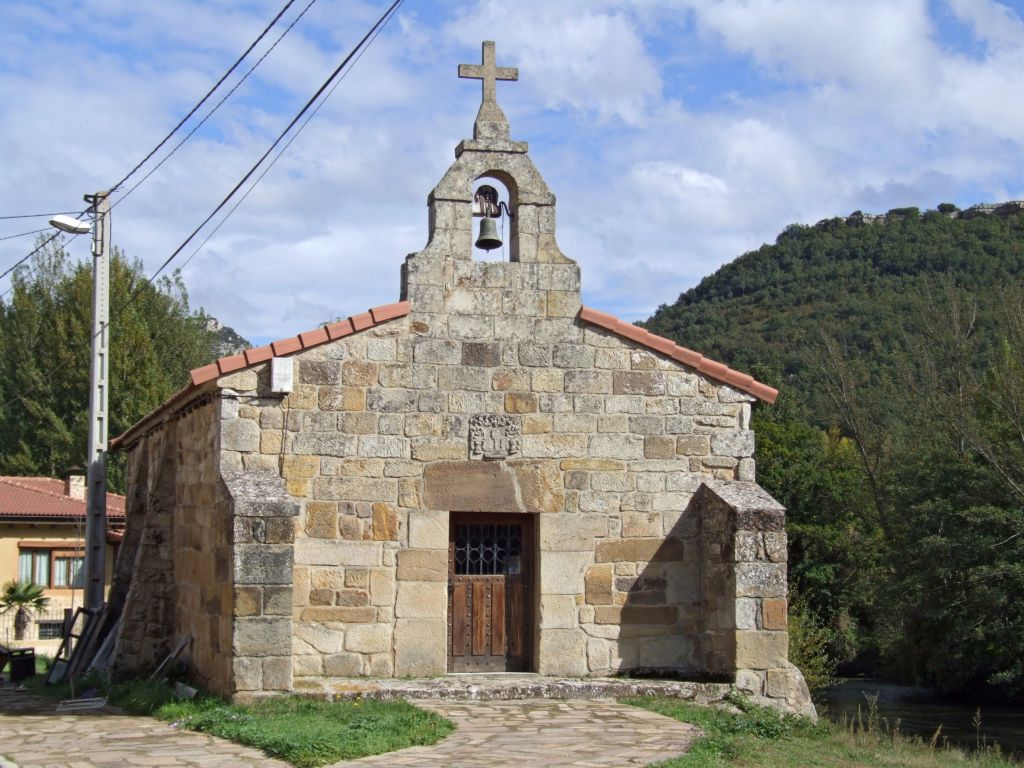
472,176,516,261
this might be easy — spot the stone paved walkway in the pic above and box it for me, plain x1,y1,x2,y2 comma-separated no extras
0,689,699,768
333,699,701,767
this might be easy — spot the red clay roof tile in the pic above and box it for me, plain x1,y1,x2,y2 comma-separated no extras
299,327,329,348
217,353,247,375
578,306,777,404
244,346,274,365
110,301,412,451
0,476,126,521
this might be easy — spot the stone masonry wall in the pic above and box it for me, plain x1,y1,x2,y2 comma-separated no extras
212,309,760,682
199,128,770,686
112,394,230,692
695,481,814,717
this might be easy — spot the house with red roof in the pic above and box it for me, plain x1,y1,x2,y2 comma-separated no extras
0,471,125,649
104,43,814,717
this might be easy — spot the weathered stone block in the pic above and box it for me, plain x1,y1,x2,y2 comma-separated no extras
762,598,787,630
313,476,395,502
394,618,447,676
537,630,588,676
735,597,758,630
540,514,606,550
539,551,591,594
323,652,364,676
294,539,382,567
539,594,578,629
621,512,662,538
409,510,448,549
221,419,260,452
305,501,338,539
371,503,399,541
342,360,379,386
735,630,788,669
234,545,292,585
233,657,262,690
366,388,418,413
461,341,500,367
235,586,261,617
644,436,675,459
588,434,643,460
552,343,594,368
413,338,461,364
505,392,538,413
395,582,446,618
300,606,377,623
492,368,531,391
234,617,291,656
320,386,366,412
345,623,392,654
736,562,786,598
396,548,447,582
585,564,614,605
593,605,677,624
370,568,397,605
300,360,341,385
676,435,710,456
613,371,666,396
594,538,685,563
293,433,357,457
563,370,611,394
424,461,519,512
512,460,564,513
712,431,755,457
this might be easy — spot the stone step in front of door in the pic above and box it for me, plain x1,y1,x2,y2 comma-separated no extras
291,674,733,703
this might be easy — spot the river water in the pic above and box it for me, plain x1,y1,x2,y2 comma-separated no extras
815,679,1024,759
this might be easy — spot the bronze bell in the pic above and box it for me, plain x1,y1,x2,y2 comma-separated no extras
475,217,502,251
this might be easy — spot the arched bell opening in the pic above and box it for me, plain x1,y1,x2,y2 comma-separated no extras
472,172,519,262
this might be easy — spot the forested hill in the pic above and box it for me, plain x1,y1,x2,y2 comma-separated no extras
644,203,1024,418
643,203,1024,701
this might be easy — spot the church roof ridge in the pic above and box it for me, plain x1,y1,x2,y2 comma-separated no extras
578,306,778,404
188,300,411,387
109,300,411,451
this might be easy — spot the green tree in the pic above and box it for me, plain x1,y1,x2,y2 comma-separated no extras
0,237,216,490
0,580,50,640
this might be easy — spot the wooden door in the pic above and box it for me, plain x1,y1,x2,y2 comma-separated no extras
448,514,532,672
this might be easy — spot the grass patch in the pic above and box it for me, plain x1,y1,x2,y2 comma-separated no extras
624,694,1021,768
20,668,453,768
151,696,453,768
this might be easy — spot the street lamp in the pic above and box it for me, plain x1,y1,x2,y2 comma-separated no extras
50,191,110,612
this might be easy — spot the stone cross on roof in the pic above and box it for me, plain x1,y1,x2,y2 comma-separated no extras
458,41,517,142
459,40,518,105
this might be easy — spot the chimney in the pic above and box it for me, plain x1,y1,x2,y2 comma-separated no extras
65,467,86,500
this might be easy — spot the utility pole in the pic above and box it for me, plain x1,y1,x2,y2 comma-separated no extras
83,191,110,611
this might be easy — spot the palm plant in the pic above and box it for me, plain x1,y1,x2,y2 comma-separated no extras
1,580,49,641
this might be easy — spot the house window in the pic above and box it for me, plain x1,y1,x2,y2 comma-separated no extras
18,550,51,587
37,620,65,640
17,546,84,589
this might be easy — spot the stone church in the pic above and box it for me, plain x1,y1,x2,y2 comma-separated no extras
108,42,812,715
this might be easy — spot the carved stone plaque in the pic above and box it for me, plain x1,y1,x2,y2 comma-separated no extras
469,415,521,460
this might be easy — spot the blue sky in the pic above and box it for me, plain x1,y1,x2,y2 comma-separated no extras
2,0,1023,345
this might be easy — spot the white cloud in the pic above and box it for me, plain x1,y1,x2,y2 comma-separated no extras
3,0,1024,345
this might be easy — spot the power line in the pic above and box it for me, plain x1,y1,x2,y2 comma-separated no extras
0,0,406,415
107,0,300,195
0,228,48,242
178,0,398,273
0,212,75,221
112,0,320,211
0,231,65,282
0,2,298,292
126,0,405,310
